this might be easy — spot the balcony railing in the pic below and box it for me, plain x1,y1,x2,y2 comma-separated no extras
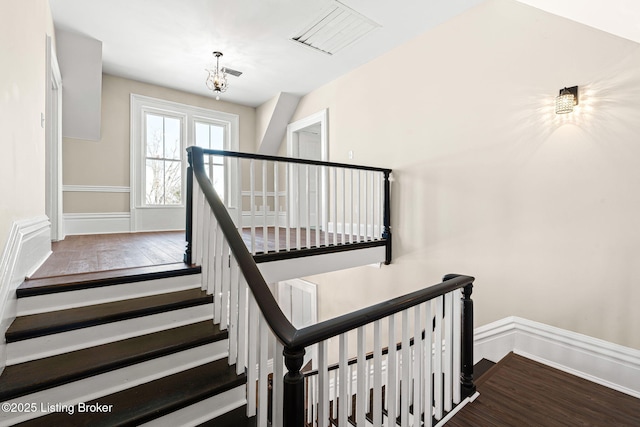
184,148,392,265
186,146,476,426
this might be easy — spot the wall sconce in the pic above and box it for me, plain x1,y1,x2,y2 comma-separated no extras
555,86,578,114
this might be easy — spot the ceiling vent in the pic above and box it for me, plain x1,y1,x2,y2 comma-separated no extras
291,1,380,55
224,67,243,77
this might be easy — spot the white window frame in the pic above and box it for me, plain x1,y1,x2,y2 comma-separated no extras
142,109,186,207
130,94,239,231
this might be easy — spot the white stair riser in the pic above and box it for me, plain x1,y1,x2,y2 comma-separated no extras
17,274,203,315
7,303,214,365
140,385,246,427
0,341,228,427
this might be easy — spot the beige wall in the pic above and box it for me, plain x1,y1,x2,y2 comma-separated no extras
63,74,256,213
0,0,54,245
295,0,640,350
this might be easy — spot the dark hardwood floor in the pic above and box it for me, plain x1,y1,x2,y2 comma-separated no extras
448,353,640,427
32,228,374,279
31,232,186,279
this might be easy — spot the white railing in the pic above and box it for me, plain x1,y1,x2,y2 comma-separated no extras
194,149,392,259
304,290,465,427
187,146,475,427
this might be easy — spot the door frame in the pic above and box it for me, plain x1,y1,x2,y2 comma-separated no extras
45,35,64,241
285,109,328,228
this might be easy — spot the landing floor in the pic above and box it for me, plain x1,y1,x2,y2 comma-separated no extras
31,228,376,279
31,232,186,279
448,353,640,426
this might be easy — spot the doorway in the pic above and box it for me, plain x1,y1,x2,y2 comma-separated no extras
286,109,328,230
45,36,64,241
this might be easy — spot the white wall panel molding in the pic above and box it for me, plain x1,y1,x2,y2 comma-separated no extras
475,316,640,398
63,212,131,235
0,216,51,371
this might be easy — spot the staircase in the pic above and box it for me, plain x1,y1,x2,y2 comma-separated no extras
0,264,254,426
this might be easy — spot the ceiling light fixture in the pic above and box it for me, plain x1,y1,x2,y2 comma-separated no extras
555,86,578,114
205,51,228,100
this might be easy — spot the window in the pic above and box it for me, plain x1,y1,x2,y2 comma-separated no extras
130,94,239,232
195,121,225,200
145,113,183,205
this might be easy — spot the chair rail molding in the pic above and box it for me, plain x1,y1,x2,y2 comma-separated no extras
62,185,131,193
475,316,640,399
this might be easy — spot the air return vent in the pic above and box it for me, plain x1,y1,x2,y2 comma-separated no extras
223,67,242,77
291,1,380,55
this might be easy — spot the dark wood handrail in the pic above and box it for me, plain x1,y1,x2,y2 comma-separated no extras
200,148,392,174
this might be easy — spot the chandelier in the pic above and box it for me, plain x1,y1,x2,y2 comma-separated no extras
205,51,228,100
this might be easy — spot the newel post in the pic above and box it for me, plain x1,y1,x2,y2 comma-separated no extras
184,149,193,265
382,170,392,265
461,283,476,398
283,346,305,427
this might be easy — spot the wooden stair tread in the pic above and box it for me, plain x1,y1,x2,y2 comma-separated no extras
6,288,212,342
15,358,246,427
197,405,256,427
18,263,200,297
0,321,226,401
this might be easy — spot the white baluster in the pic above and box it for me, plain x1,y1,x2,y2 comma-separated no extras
387,314,397,426
206,220,217,295
350,169,354,244
341,168,346,244
237,157,243,233
452,289,462,405
304,375,316,425
338,333,348,427
247,293,258,416
306,164,311,248
413,304,423,427
273,338,284,427
262,160,268,254
258,313,269,426
316,165,321,248
357,326,366,425
333,167,338,246
401,309,410,427
444,292,453,412
364,170,369,240
250,159,256,255
220,239,230,330
424,299,433,427
236,276,248,375
274,162,280,252
228,257,239,365
201,206,211,290
373,320,383,427
285,163,291,251
318,341,329,427
193,186,202,265
296,164,301,250
434,296,443,420
213,223,224,324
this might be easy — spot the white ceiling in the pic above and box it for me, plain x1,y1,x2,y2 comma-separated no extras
49,0,640,108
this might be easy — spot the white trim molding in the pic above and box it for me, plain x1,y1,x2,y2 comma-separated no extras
0,216,51,372
63,185,131,193
475,316,640,399
63,212,131,235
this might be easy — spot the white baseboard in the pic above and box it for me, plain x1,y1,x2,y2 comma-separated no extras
0,216,51,372
63,212,131,235
474,316,640,399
